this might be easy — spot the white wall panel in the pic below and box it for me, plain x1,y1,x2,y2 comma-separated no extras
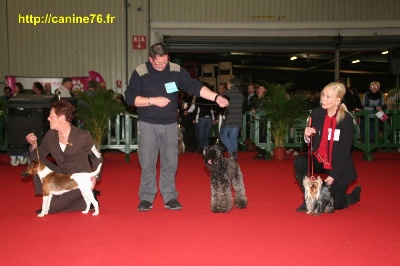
0,0,9,85
2,0,400,91
150,0,400,21
6,0,126,91
126,0,150,87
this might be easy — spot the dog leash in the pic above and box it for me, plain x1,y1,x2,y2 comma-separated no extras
35,141,40,161
215,107,228,145
174,99,219,106
307,116,315,181
31,129,41,161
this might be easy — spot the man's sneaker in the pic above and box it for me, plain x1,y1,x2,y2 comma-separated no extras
137,200,153,211
164,199,182,210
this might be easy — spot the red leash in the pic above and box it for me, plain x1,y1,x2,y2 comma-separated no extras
307,116,315,181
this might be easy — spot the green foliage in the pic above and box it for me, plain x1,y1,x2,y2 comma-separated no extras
76,90,126,150
0,101,7,122
387,84,400,110
258,82,310,148
387,84,400,96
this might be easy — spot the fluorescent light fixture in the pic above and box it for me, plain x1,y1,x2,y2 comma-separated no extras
382,51,389,54
290,56,297,60
231,52,252,55
352,60,360,64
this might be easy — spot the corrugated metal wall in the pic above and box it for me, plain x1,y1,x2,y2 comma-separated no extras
5,0,126,90
127,0,150,86
0,0,9,87
150,0,400,21
1,0,400,92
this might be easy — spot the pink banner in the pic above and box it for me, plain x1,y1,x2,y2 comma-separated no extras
88,71,105,83
5,71,105,95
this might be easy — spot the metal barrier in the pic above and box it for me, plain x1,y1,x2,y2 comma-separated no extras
242,110,400,161
352,110,400,161
4,110,398,164
241,111,306,160
101,113,139,162
2,112,139,165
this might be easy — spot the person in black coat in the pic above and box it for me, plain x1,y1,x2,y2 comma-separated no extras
242,83,256,114
337,77,357,112
294,82,361,212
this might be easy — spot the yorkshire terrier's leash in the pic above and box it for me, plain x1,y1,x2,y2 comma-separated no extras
307,116,316,181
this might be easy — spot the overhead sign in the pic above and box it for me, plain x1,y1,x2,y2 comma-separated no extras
132,35,146,49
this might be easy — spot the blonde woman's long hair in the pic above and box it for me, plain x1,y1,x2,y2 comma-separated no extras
321,82,354,124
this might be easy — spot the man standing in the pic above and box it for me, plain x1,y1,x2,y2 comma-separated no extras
252,82,269,159
1,86,13,104
85,79,99,97
242,83,256,114
125,43,228,211
242,83,256,139
219,77,244,161
44,83,52,95
56,78,73,97
217,83,227,96
337,77,356,112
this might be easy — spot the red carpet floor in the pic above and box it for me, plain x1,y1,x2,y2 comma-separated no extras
1,150,400,265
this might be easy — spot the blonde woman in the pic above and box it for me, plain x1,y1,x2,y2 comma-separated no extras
294,82,361,212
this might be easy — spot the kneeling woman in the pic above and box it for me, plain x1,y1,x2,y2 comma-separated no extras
26,100,103,214
294,82,361,211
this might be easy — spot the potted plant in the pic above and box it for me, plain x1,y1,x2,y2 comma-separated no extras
258,82,310,160
387,84,400,110
76,90,126,150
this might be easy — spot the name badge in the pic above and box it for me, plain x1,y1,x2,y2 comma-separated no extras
165,82,178,93
328,129,340,141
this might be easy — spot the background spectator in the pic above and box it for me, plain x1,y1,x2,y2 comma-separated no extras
361,81,385,143
56,78,73,97
32,82,44,95
1,86,13,104
13,82,25,96
44,83,52,94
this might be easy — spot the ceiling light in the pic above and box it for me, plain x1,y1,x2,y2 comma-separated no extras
231,52,252,55
352,60,360,64
290,56,297,60
382,51,389,54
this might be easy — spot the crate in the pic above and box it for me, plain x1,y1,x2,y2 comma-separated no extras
201,64,215,77
218,61,233,76
217,75,232,86
200,77,216,91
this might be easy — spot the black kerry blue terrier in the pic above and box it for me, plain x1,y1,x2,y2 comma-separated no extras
203,145,248,213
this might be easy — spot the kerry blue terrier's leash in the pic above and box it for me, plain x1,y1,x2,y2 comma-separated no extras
214,107,227,145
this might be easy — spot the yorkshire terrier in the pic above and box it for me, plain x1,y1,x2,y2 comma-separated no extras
303,176,334,215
